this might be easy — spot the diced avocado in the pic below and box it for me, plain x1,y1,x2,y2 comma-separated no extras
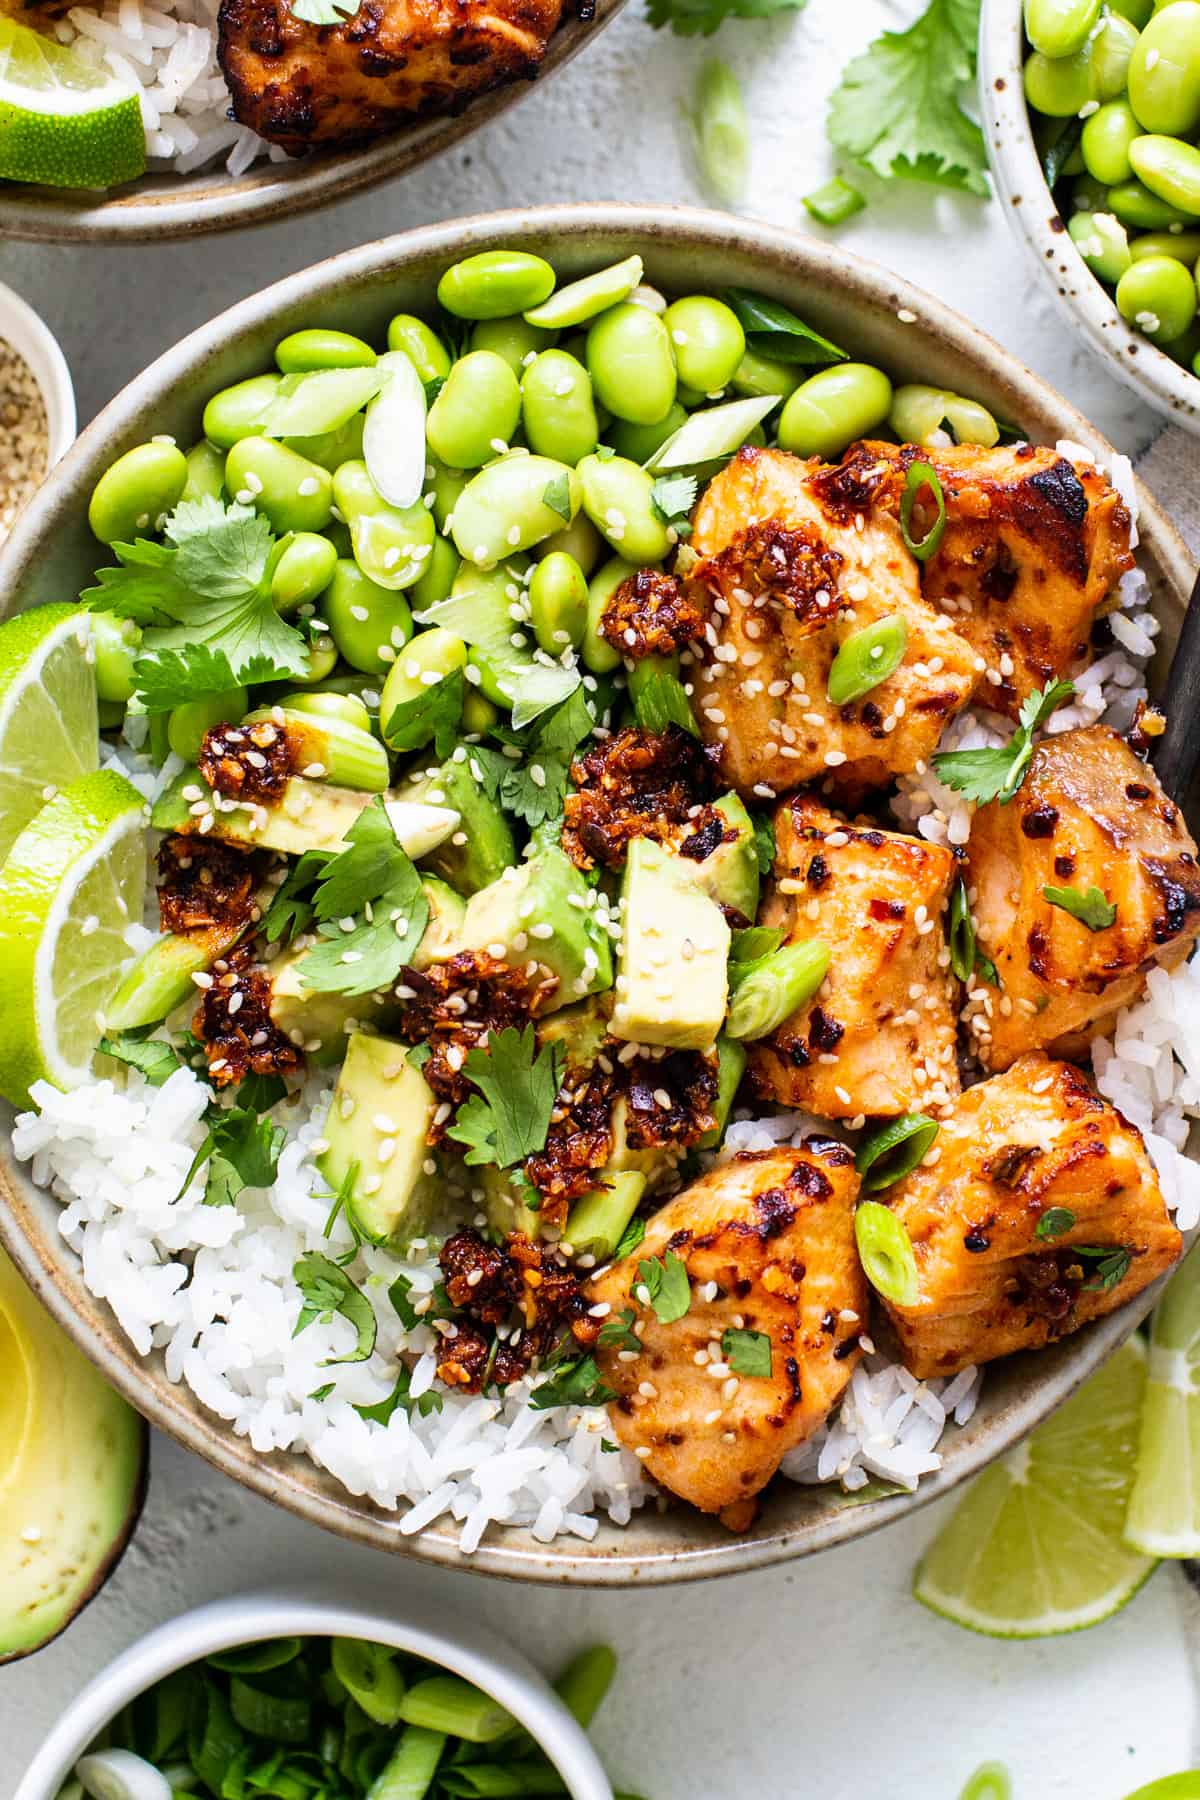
268,947,396,1064
681,793,760,923
410,877,467,972
536,996,610,1069
0,1246,146,1661
612,838,729,1051
317,1033,437,1246
392,755,517,896
481,1164,542,1242
153,770,459,862
697,1035,747,1150
450,846,613,1013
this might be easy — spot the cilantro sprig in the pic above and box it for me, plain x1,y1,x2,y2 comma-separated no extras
932,679,1074,806
292,1252,377,1364
1042,884,1118,932
181,1099,286,1210
473,686,596,831
296,799,430,998
383,669,465,760
635,1251,692,1324
722,1327,772,1377
446,1025,565,1171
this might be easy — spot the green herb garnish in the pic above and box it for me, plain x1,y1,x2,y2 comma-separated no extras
932,678,1075,806
383,667,465,759
597,1308,641,1352
297,797,429,998
1042,883,1118,932
99,1029,183,1086
635,1251,692,1324
1075,1245,1133,1292
1035,1206,1075,1240
529,1353,616,1411
446,1025,565,1171
292,1251,377,1364
721,1327,772,1377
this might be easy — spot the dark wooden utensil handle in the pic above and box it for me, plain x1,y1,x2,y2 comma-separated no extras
1153,567,1200,805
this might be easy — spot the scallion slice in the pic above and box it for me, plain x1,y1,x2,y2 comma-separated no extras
899,459,946,563
855,1113,939,1191
854,1201,921,1308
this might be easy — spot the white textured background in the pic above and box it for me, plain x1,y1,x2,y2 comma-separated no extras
4,0,1198,1790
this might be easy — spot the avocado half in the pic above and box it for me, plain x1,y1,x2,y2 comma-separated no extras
0,1246,147,1661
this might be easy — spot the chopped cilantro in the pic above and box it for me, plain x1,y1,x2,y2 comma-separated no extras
635,1250,692,1324
721,1327,772,1377
1042,884,1118,932
297,798,429,997
474,688,595,830
597,1307,640,1353
99,1030,182,1087
292,1252,377,1363
354,1366,443,1425
932,679,1075,806
1035,1206,1075,1241
406,1043,433,1073
750,811,776,877
182,1100,285,1209
382,668,465,760
388,1268,451,1329
446,1025,565,1170
529,1353,615,1411
649,473,698,536
309,1383,336,1402
1075,1245,1133,1292
261,849,331,946
613,1216,646,1261
131,643,286,714
542,474,574,521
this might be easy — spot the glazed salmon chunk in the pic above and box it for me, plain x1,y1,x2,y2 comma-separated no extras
687,447,978,798
750,794,961,1120
879,1054,1181,1379
964,724,1200,1069
587,1143,866,1525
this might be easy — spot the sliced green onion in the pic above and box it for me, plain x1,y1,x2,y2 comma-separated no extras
826,613,908,706
441,1768,570,1797
398,1676,515,1744
524,255,644,329
854,1201,921,1307
553,1645,617,1729
187,1683,244,1795
959,1764,1013,1800
899,459,946,563
74,1752,172,1800
726,939,830,1041
948,877,974,983
366,1725,447,1800
803,177,866,226
331,1639,407,1726
1119,1777,1200,1800
259,366,385,439
691,58,749,206
228,1675,310,1745
855,1113,939,1191
566,1173,646,1260
207,1640,302,1675
629,657,697,735
646,394,778,472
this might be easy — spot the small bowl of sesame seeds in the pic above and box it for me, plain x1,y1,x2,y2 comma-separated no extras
0,282,75,554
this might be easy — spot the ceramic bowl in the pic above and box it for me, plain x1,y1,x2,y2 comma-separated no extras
0,281,77,468
980,0,1200,434
12,1586,613,1800
0,203,1195,1584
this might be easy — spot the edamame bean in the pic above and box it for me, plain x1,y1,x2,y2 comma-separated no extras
583,559,637,673
323,559,414,672
1024,0,1100,58
1070,171,1112,210
1130,132,1200,213
168,688,247,763
411,534,461,613
609,403,689,465
1110,0,1153,26
1069,208,1134,280
577,453,672,562
270,532,339,612
534,511,605,575
777,363,893,459
521,351,599,465
426,351,522,469
1116,250,1198,333
182,438,226,504
284,412,365,474
380,628,469,718
1024,44,1097,115
88,440,188,544
437,251,556,321
1107,177,1195,225
202,374,283,450
291,638,339,685
1081,98,1141,184
386,315,452,386
586,304,677,425
1127,0,1200,133
275,328,377,372
333,461,437,591
1130,227,1200,258
673,382,709,410
225,437,333,536
662,296,746,395
730,346,802,400
1092,11,1141,97
427,457,469,531
451,454,581,567
281,689,374,733
470,315,558,374
529,552,588,653
90,613,142,704
462,689,500,733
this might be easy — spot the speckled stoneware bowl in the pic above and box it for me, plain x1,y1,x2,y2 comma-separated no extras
0,204,1195,1585
980,0,1200,434
0,0,623,245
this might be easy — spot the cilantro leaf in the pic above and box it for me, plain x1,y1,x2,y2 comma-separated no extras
635,1251,692,1324
633,668,698,737
597,1307,641,1352
751,811,776,877
933,678,1075,805
99,1031,182,1087
650,473,698,536
1075,1245,1133,1292
721,1327,772,1377
1036,1206,1075,1241
646,0,804,37
82,538,193,624
529,1353,615,1411
446,1025,565,1171
383,669,465,760
828,0,989,196
131,644,286,715
354,1365,443,1425
1042,884,1118,932
298,798,429,997
723,289,848,367
261,848,332,946
388,1268,451,1329
182,1101,286,1208
474,688,596,830
292,1252,377,1363
542,474,574,521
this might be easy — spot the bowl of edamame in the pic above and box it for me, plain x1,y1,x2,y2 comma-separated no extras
0,204,1194,1589
981,0,1200,429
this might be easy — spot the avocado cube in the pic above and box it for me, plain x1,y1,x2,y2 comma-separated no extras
152,771,460,863
536,997,610,1070
682,792,760,923
451,847,613,1013
612,838,729,1051
391,755,517,895
317,1033,437,1246
269,947,397,1064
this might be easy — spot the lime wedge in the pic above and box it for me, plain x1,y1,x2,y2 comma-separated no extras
1125,1243,1200,1557
913,1338,1157,1637
0,769,147,1107
0,19,145,190
0,605,98,869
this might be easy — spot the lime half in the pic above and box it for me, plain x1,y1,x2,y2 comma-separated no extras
1126,1242,1200,1557
914,1338,1157,1637
0,769,147,1107
0,19,145,190
0,605,98,869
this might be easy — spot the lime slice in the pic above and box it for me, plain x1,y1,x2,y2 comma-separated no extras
0,19,145,190
0,605,98,869
0,769,147,1107
1125,1242,1200,1557
913,1338,1157,1637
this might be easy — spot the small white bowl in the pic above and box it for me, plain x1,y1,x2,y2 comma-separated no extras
13,1587,615,1800
980,0,1200,435
0,281,76,470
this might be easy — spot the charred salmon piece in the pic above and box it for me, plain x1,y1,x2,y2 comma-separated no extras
687,447,977,800
749,793,961,1121
218,0,563,154
880,1053,1181,1380
587,1142,865,1523
964,724,1200,1071
822,441,1135,719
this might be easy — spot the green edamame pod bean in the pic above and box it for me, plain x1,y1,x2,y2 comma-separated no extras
1024,0,1101,58
583,559,636,673
470,315,557,374
270,532,339,613
1092,11,1141,97
88,440,188,544
182,438,226,504
1110,0,1153,26
291,638,339,685
1069,208,1133,280
577,453,672,562
1107,177,1195,225
202,374,282,450
386,314,452,386
451,454,581,567
674,381,710,410
521,351,599,465
225,437,333,535
333,460,437,590
411,534,461,614
586,304,677,425
90,613,142,704
462,689,500,733
1081,98,1141,184
609,403,689,465
426,351,522,469
1127,0,1200,133
281,689,373,733
534,511,605,575
380,628,469,718
323,559,414,673
284,412,365,474
168,688,247,763
1024,44,1097,115
438,251,556,321
325,518,353,559
529,552,588,653
730,346,802,401
1130,132,1200,213
1130,227,1200,258
1070,171,1111,210
275,328,377,373
1116,250,1198,334
777,364,893,459
427,456,469,531
662,296,746,395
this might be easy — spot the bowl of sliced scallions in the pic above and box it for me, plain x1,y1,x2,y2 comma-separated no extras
14,1590,625,1800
